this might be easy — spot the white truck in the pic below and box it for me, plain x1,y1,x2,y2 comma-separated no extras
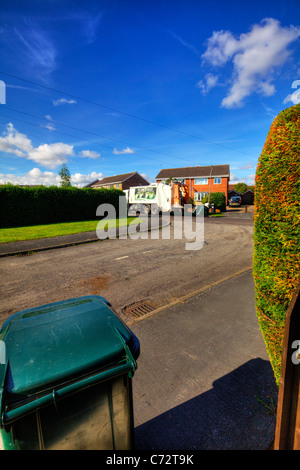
124,182,186,215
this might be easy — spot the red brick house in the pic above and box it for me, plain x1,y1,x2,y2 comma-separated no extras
155,164,230,203
85,171,149,190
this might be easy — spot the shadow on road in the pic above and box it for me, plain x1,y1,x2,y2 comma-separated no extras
134,358,277,450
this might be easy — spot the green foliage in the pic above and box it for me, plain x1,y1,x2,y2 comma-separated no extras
233,182,248,194
253,104,300,385
0,186,124,228
202,192,226,211
58,164,71,187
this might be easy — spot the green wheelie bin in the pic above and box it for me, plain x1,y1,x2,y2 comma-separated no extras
0,295,140,450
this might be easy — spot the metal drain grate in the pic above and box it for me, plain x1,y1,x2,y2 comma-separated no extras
122,300,156,319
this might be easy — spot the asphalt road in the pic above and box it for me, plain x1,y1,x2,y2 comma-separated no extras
0,214,253,326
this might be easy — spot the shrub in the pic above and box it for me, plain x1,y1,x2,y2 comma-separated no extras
253,104,300,385
202,192,226,211
0,186,124,228
234,182,248,194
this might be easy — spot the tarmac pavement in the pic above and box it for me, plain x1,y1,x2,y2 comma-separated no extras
131,269,277,450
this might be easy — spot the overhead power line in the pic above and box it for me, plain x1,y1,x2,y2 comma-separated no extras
0,111,117,152
0,70,253,158
0,109,200,167
0,106,188,162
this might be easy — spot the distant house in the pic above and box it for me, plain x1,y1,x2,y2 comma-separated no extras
84,179,100,188
155,164,230,203
85,171,149,190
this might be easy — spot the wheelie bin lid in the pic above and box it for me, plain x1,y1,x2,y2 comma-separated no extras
0,296,140,408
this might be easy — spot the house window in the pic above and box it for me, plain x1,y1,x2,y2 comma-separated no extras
194,178,208,185
194,191,209,202
214,177,221,184
161,178,185,184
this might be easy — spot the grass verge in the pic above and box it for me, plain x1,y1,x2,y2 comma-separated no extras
0,218,140,243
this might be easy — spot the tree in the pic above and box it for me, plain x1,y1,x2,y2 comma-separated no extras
59,164,71,187
233,182,248,194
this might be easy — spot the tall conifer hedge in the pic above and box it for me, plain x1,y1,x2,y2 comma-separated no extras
0,186,124,228
253,104,300,385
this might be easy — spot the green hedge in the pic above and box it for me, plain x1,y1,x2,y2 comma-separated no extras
0,185,124,228
202,192,226,211
253,104,300,385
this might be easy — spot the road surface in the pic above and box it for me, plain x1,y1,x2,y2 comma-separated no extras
0,216,253,325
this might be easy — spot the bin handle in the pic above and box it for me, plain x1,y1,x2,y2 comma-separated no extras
113,326,137,377
1,359,135,427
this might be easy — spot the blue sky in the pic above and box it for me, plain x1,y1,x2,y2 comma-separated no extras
0,0,300,187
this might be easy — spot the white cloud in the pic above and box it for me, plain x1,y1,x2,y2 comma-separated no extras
0,123,105,171
41,114,56,131
80,150,100,159
201,18,300,108
113,147,134,155
41,123,56,131
0,123,73,169
230,171,255,186
239,162,255,170
28,142,74,169
140,173,153,183
41,116,55,131
52,98,77,106
15,26,57,80
230,172,238,182
197,73,219,95
0,168,103,188
283,80,300,104
202,30,237,66
0,168,60,186
283,93,294,104
246,174,255,185
71,171,103,187
0,123,32,157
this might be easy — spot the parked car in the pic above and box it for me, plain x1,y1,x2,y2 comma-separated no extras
228,195,242,207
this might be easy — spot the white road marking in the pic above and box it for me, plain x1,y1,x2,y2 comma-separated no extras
115,256,129,260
